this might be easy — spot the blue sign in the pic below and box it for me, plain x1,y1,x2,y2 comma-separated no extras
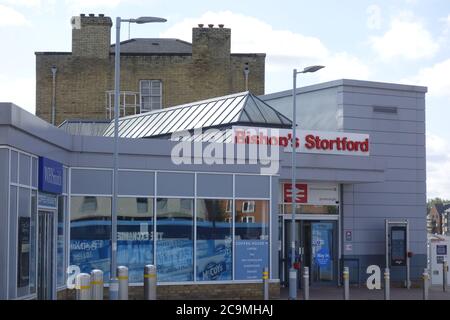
197,239,232,281
38,192,58,208
38,157,63,194
315,248,330,266
235,240,269,280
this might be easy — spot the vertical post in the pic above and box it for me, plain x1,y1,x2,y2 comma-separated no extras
144,265,157,300
118,266,129,300
422,268,429,300
302,266,309,300
406,220,410,289
263,267,269,300
443,260,448,292
384,268,390,300
51,66,57,125
76,273,91,300
111,16,121,300
343,267,349,300
90,269,104,300
289,69,298,300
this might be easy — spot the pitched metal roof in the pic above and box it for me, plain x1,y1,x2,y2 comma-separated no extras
58,119,111,136
110,38,192,54
103,91,292,139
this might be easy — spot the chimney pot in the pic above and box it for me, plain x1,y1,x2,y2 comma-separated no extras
198,24,204,28
208,24,214,28
218,24,224,28
89,13,95,17
99,14,104,17
80,14,85,17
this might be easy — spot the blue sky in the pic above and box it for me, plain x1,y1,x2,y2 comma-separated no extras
0,0,449,199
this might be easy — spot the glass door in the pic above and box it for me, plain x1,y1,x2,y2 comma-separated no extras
37,210,55,300
310,221,337,285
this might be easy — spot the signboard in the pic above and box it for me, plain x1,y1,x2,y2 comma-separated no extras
38,157,63,194
390,226,407,266
233,126,370,156
235,240,269,280
345,230,352,242
282,182,338,205
38,192,58,209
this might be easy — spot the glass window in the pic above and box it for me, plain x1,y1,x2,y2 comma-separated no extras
196,199,232,281
11,151,18,183
57,196,66,287
235,200,269,280
32,158,38,188
117,197,154,283
156,198,193,282
70,196,111,281
19,154,31,186
140,80,162,112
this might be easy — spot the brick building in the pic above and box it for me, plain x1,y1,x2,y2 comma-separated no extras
35,14,265,126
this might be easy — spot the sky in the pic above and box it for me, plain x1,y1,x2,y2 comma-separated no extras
0,0,449,200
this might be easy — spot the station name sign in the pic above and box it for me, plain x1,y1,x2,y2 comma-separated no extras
233,126,370,156
38,156,63,194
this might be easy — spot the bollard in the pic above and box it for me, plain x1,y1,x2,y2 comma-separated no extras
262,267,269,300
343,267,350,300
384,268,390,300
118,266,129,300
302,267,309,300
288,268,297,300
76,273,91,300
90,269,104,300
109,278,119,300
443,261,448,292
422,268,429,300
144,265,157,300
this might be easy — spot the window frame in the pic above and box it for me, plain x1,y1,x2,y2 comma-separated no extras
139,80,162,112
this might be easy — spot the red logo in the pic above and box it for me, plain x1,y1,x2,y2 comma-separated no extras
304,134,369,152
283,183,308,203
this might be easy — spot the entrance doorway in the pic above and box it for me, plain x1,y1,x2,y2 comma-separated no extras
37,210,55,300
282,219,338,286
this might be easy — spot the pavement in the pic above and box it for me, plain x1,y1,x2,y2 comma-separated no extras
278,285,450,300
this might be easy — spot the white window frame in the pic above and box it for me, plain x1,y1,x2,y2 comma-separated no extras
241,201,255,213
140,80,162,112
240,215,255,223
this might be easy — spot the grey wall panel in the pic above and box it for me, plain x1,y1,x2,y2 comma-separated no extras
343,192,426,206
354,181,426,194
343,105,423,121
0,149,9,299
196,174,233,198
118,170,154,196
343,92,423,109
235,175,270,198
71,169,113,195
344,117,425,134
157,172,194,197
370,144,422,157
347,205,426,218
271,176,279,279
8,186,17,299
10,150,17,183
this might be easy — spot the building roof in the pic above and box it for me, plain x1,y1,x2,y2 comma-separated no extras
102,91,292,140
59,119,111,136
110,38,192,54
435,203,450,215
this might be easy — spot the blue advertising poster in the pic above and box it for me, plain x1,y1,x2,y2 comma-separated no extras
70,240,111,280
117,240,153,283
38,157,63,194
235,240,269,280
196,239,232,281
156,240,193,282
312,223,333,279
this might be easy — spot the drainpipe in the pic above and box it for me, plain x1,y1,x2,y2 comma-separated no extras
51,66,57,125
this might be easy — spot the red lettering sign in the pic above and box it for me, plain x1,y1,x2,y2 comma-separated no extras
283,183,308,203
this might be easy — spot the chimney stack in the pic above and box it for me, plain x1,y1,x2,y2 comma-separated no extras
71,14,112,59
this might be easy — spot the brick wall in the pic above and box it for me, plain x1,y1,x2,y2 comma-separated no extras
57,282,280,300
36,15,265,126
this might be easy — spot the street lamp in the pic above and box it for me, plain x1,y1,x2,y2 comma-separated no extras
111,15,167,300
289,65,325,300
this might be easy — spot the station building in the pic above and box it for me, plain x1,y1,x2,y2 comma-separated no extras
0,79,427,299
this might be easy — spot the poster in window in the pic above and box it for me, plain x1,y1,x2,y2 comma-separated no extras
18,217,31,287
390,226,407,266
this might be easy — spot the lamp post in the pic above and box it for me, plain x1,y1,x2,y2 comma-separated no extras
111,16,167,300
289,65,324,300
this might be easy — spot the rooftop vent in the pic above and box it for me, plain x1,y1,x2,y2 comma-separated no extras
89,13,95,17
208,24,214,28
198,24,204,28
99,14,105,17
218,24,224,28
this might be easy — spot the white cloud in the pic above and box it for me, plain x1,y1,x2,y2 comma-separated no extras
427,133,450,199
0,75,35,114
404,58,450,98
369,14,439,60
366,4,382,30
0,4,30,26
160,11,371,88
0,0,42,7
